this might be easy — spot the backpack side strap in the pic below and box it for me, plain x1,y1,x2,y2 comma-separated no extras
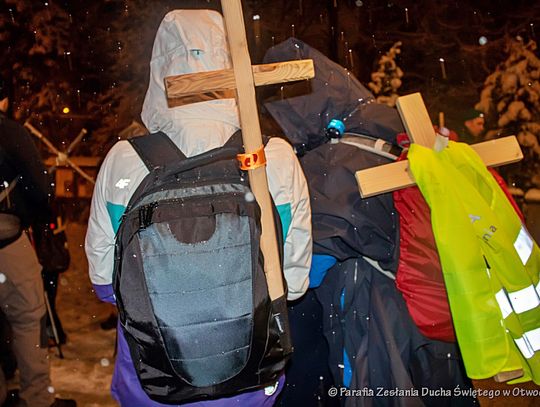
128,132,187,171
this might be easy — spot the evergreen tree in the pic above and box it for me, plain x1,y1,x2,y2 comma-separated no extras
0,0,104,156
1,1,72,121
85,0,160,154
476,38,540,189
368,41,403,107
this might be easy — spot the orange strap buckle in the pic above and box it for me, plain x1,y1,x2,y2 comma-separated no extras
237,145,267,170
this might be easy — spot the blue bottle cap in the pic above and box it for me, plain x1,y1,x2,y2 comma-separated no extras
326,119,345,136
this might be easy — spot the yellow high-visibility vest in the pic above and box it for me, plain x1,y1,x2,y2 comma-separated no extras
408,141,540,384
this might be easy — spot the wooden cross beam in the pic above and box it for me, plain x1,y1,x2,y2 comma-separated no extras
164,1,315,301
356,92,524,382
355,93,523,198
166,59,314,106
24,120,95,184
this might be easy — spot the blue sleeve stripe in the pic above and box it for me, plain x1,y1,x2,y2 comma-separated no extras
106,202,126,234
276,203,292,241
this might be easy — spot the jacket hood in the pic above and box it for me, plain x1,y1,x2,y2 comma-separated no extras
141,9,240,157
263,38,404,149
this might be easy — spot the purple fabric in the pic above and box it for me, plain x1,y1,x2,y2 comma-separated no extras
112,320,284,406
93,283,116,304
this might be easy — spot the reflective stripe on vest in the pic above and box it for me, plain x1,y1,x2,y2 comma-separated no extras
515,327,540,359
508,285,540,315
496,289,513,319
515,225,534,265
496,285,540,318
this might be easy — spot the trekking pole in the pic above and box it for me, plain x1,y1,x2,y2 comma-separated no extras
44,291,64,359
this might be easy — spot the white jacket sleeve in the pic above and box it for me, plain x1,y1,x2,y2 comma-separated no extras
85,152,117,287
85,141,148,295
265,138,312,301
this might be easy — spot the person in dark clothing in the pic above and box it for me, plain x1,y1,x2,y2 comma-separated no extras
0,74,76,407
457,108,485,144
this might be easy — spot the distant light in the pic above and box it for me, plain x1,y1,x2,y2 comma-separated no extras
439,58,445,62
62,107,70,114
479,36,488,46
253,14,260,20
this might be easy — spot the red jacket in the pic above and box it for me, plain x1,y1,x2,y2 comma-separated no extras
394,132,523,342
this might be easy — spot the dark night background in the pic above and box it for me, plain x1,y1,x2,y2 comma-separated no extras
1,0,539,163
2,2,540,405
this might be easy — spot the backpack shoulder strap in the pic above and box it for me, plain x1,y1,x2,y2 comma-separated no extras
129,130,265,172
128,132,186,171
223,130,272,150
223,130,243,149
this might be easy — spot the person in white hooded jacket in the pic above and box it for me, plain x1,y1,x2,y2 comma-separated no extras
85,9,312,407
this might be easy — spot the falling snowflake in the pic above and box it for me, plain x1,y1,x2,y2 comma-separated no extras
244,192,255,202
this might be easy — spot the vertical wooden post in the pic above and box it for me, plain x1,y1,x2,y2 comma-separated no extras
221,0,285,301
395,93,436,147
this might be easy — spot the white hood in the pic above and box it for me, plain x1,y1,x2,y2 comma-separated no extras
141,9,240,157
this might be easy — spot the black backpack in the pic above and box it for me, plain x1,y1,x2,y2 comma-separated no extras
113,131,292,404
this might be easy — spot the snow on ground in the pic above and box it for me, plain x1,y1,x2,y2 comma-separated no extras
50,222,117,406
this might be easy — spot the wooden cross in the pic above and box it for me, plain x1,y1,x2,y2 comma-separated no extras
164,1,315,301
356,92,524,383
24,120,95,184
355,93,523,198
